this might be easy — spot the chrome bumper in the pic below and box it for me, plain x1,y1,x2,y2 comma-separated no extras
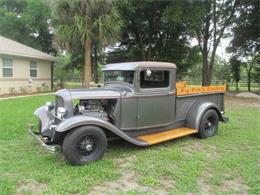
27,124,60,153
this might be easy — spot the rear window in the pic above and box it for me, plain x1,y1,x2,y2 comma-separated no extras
140,70,169,88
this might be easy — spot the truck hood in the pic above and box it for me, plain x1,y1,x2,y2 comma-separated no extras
55,84,133,100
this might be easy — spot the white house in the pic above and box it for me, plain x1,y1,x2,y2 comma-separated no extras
0,36,56,95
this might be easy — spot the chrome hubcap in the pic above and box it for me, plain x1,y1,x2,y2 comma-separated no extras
78,135,96,156
85,144,93,152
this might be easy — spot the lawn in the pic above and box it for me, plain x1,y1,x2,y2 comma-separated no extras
0,95,259,194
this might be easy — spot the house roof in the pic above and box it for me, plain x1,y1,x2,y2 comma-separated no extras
0,36,56,61
102,61,176,71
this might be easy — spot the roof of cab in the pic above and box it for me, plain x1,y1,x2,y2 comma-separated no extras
102,61,176,71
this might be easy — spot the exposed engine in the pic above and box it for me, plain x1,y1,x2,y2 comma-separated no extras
74,99,116,122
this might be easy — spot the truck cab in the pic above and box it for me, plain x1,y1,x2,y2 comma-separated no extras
29,61,228,165
102,62,176,130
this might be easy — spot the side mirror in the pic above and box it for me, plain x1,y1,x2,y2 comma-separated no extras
145,69,152,77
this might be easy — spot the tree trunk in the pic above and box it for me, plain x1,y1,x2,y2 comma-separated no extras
248,73,251,92
84,40,92,88
93,44,98,83
236,82,239,91
202,53,210,86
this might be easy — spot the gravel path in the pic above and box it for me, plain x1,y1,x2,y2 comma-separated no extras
236,92,260,99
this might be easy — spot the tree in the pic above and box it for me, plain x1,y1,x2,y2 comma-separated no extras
213,55,231,84
228,0,259,92
229,0,259,58
181,0,238,86
53,0,122,87
253,62,260,91
108,0,199,78
0,0,55,54
229,56,241,91
242,55,259,92
54,54,71,88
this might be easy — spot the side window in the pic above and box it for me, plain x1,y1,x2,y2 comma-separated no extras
140,70,169,88
30,61,37,77
3,58,13,77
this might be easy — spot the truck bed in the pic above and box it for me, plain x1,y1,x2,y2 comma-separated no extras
175,92,224,122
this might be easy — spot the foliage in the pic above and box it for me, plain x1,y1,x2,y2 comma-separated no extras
0,0,258,89
229,56,241,91
0,0,55,54
54,54,71,88
229,0,259,57
53,0,123,86
228,0,259,91
242,54,260,92
212,55,230,83
253,56,260,87
106,0,200,78
179,0,238,85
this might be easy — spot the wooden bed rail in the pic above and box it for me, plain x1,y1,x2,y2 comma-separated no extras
176,81,226,96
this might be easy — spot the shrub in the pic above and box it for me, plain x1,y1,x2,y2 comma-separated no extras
41,83,49,92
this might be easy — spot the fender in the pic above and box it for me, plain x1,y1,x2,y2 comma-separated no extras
55,115,149,147
34,106,55,138
185,101,225,130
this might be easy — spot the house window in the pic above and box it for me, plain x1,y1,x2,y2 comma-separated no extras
140,70,169,88
2,58,13,77
30,61,37,77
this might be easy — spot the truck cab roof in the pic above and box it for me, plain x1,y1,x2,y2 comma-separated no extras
102,61,176,71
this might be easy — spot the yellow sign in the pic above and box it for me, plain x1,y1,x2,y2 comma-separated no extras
176,82,226,96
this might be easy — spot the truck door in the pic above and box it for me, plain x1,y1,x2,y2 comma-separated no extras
137,69,175,128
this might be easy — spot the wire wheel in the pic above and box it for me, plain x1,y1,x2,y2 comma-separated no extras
198,109,219,138
63,126,107,165
77,135,97,157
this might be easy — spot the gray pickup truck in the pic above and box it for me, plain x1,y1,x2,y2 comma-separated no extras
28,61,228,165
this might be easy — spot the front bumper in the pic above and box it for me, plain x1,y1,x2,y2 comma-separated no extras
27,124,60,153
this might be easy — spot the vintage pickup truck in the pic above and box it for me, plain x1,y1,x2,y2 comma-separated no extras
28,61,228,165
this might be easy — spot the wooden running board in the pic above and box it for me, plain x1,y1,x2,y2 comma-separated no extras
137,127,198,145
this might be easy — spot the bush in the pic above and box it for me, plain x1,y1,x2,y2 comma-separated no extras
41,83,49,92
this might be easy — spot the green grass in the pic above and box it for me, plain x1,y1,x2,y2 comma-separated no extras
0,95,260,194
64,82,82,89
227,82,259,92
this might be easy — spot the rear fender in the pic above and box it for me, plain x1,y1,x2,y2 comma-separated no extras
55,115,148,146
185,101,225,130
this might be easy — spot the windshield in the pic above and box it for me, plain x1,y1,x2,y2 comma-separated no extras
104,71,134,84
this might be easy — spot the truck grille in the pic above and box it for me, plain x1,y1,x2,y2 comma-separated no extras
55,96,64,111
55,96,64,123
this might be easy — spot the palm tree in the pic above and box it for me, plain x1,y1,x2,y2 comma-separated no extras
53,0,122,87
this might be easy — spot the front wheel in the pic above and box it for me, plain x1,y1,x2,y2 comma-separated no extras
63,126,107,165
198,109,219,139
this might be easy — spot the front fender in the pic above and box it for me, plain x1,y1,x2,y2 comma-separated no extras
56,116,148,146
185,101,225,130
34,106,53,132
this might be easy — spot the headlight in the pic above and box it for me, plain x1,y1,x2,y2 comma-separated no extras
57,107,67,119
45,101,54,110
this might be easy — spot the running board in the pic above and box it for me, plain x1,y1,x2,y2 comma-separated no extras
137,127,198,145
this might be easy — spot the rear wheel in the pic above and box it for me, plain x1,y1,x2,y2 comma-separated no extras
63,126,107,165
198,109,219,139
